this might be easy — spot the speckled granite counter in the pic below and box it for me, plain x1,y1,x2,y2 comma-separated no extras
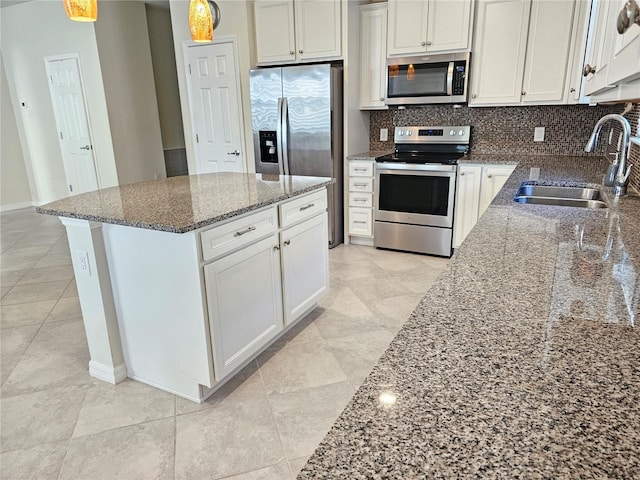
301,155,640,478
36,173,331,233
347,151,392,161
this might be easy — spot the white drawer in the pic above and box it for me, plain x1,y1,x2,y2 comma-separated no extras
348,207,373,237
348,160,374,177
349,177,374,193
349,192,373,208
279,189,327,228
201,207,278,262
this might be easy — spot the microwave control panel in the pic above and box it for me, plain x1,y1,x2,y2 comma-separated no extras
452,61,467,96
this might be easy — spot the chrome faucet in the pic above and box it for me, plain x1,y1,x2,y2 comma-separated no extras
585,114,633,196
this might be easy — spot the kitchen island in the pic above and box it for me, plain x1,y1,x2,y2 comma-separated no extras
37,172,332,402
300,155,640,478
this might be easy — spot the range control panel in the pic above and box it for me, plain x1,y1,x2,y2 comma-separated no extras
394,126,471,144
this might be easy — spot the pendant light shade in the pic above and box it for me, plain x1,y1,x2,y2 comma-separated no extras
189,0,221,43
63,0,97,22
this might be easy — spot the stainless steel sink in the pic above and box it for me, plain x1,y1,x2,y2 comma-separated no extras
513,184,607,209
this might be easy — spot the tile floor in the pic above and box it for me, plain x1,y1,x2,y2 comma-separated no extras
0,208,448,480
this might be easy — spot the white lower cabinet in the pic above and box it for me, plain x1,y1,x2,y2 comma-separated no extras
203,189,329,383
281,212,329,325
454,164,516,247
348,158,375,243
204,235,283,380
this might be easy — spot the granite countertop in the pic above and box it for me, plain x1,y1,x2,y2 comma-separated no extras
301,155,640,478
347,151,392,161
36,173,331,233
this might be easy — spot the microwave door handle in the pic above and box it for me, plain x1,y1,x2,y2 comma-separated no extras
446,62,454,96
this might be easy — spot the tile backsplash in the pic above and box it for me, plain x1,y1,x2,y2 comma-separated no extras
370,102,640,192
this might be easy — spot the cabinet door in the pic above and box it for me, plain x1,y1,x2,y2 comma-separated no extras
294,0,342,61
454,165,481,248
479,165,516,217
521,0,575,103
280,212,329,325
255,0,296,65
387,0,429,55
607,0,640,86
583,0,618,95
565,0,591,104
205,235,283,380
427,0,473,53
360,3,388,110
469,0,531,105
348,207,373,237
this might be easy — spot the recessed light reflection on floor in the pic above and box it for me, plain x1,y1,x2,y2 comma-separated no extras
378,391,397,407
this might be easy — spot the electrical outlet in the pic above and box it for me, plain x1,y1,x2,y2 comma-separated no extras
76,251,91,276
534,127,545,142
380,128,389,142
529,167,540,181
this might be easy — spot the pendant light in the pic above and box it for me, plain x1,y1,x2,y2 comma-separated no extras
63,0,98,22
189,0,221,43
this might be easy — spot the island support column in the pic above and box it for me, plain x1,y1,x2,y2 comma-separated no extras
60,218,127,384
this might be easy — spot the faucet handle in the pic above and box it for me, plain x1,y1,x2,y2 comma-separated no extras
616,164,633,185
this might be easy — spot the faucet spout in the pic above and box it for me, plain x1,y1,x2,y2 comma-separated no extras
585,114,632,196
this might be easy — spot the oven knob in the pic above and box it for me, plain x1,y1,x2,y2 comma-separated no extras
406,130,412,136
450,130,456,136
398,130,404,136
459,130,465,136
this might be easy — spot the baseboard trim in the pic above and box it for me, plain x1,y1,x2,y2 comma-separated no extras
349,236,374,247
89,361,127,384
0,201,34,212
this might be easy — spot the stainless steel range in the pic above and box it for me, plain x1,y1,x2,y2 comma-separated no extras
374,126,470,257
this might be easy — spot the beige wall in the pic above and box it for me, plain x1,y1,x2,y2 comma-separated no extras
169,0,255,174
95,1,166,184
1,0,119,204
146,2,185,150
1,56,33,210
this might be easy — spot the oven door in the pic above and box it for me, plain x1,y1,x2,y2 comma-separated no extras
374,163,456,228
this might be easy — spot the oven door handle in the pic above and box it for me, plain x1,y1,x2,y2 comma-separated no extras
375,162,457,173
446,62,454,96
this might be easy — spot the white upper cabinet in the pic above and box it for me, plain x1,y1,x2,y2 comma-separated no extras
254,0,342,65
387,0,473,56
359,3,388,110
470,0,582,106
583,0,619,96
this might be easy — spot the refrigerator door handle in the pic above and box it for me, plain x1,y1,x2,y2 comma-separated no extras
281,97,290,176
276,97,285,175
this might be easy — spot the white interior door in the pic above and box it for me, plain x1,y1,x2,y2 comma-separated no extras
187,41,246,173
45,56,99,195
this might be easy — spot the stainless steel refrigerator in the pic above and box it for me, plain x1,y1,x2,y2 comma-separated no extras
250,64,343,247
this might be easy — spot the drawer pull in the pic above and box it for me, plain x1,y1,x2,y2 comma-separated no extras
234,226,256,237
354,182,368,187
299,203,315,211
283,239,291,246
354,168,367,172
354,198,366,202
354,221,367,224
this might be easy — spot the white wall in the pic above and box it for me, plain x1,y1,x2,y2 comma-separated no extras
94,1,166,184
169,0,255,174
1,0,119,204
146,2,185,150
1,56,33,211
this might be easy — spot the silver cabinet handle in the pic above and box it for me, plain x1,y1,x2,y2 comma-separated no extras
354,198,367,202
298,49,303,54
354,183,368,187
354,168,367,172
380,97,384,101
521,91,526,96
300,203,315,211
472,94,477,99
426,41,432,45
421,41,426,46
487,174,493,178
570,87,576,93
460,172,465,176
234,226,256,237
354,221,367,224
583,64,596,76
227,150,240,156
289,51,294,55
80,145,91,150
273,245,280,251
283,239,291,246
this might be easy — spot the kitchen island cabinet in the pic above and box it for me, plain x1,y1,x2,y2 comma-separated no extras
37,173,331,403
300,154,640,478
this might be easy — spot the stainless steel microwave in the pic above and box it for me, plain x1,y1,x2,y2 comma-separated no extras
385,52,470,105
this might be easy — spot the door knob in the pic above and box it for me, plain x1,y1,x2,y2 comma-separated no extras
227,150,240,156
80,145,91,150
298,49,303,54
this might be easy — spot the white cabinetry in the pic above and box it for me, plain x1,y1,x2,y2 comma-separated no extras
348,159,374,243
454,165,481,248
204,235,283,379
387,0,473,56
454,164,516,247
470,0,581,106
254,0,342,66
360,3,388,110
584,0,640,101
203,189,329,384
